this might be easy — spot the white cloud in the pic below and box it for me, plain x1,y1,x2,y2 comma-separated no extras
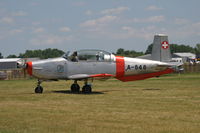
85,10,93,16
174,18,189,25
33,27,45,33
121,26,133,31
0,17,14,24
130,16,165,23
146,5,163,11
175,22,200,37
101,7,130,15
32,22,41,26
0,28,24,40
59,27,71,32
12,11,28,16
9,29,23,35
118,25,167,40
147,16,165,23
80,15,118,27
30,35,73,45
79,15,165,40
120,26,149,39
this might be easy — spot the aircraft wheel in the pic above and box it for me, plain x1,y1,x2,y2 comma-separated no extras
82,85,92,93
71,84,80,93
35,86,43,93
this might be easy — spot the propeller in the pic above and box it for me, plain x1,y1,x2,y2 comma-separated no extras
16,59,30,78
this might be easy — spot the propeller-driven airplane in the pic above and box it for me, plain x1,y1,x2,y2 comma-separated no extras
0,34,179,93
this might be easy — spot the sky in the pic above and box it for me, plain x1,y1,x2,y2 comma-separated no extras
1,0,200,56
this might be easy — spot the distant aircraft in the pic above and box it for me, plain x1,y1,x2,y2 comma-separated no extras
0,34,178,93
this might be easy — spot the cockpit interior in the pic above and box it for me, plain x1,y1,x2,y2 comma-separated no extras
63,50,115,62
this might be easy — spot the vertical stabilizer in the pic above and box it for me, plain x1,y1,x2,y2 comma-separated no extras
151,34,171,62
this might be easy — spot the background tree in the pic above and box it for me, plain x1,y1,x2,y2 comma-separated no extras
145,43,196,54
195,44,200,58
7,55,18,58
116,48,144,57
170,44,195,53
18,48,65,59
0,52,3,58
116,48,125,55
145,44,153,54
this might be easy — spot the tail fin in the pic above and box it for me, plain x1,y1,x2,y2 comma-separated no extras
151,34,171,62
151,34,183,72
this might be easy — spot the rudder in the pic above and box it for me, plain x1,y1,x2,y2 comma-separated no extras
151,34,171,62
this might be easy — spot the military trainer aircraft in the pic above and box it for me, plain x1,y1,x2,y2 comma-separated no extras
0,34,177,93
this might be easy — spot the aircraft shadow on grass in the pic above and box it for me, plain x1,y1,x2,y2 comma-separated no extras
142,88,161,91
52,90,104,95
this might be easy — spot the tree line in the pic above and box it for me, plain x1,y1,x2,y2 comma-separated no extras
116,43,200,57
0,52,3,59
145,43,200,54
4,48,65,59
0,44,200,59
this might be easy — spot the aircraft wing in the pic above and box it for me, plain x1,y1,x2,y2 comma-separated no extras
67,73,115,80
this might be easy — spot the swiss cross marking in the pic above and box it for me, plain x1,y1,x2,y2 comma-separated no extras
161,41,169,49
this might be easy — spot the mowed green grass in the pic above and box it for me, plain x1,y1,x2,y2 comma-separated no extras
0,73,200,133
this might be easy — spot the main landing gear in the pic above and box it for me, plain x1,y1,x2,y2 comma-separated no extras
70,80,80,93
71,80,92,93
35,79,43,93
34,79,92,94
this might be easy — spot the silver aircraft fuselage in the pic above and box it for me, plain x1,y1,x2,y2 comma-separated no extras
26,50,174,82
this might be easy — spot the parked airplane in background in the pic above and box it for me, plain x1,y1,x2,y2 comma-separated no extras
0,34,177,93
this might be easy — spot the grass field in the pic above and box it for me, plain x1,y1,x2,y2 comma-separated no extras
0,73,200,133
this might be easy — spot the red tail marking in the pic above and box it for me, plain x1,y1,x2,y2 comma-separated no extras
115,56,125,78
26,62,33,76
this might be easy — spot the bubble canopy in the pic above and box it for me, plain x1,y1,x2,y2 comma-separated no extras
63,49,115,62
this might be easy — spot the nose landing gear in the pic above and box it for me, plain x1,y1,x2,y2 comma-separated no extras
35,80,43,93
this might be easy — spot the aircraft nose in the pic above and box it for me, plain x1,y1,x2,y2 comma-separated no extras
26,62,33,76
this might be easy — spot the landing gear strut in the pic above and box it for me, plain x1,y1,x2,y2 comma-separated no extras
35,79,43,93
71,80,80,93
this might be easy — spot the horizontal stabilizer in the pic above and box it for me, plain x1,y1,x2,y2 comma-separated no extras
157,64,172,68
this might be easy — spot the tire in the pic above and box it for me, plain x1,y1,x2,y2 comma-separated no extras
35,86,43,93
82,85,92,93
71,84,80,93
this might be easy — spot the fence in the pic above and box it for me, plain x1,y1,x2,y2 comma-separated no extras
183,63,200,73
0,70,30,80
